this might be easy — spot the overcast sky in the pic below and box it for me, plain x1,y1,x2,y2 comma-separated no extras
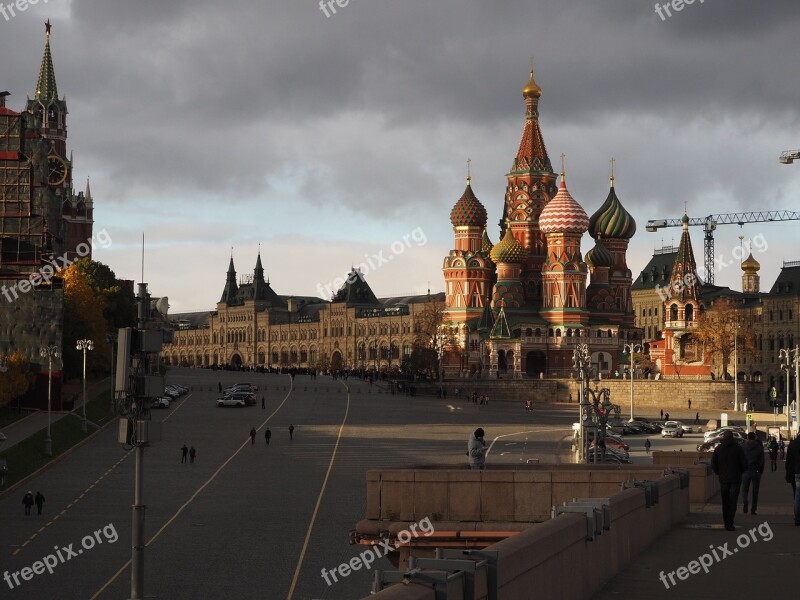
2,0,800,313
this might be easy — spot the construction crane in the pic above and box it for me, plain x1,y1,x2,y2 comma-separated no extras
646,211,800,284
779,150,800,164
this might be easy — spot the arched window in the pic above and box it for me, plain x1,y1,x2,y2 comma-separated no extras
685,304,694,321
670,304,678,321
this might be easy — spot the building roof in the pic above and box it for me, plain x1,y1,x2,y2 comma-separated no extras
768,262,800,295
632,247,678,292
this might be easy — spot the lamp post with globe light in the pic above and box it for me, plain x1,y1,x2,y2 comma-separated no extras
39,345,60,456
76,339,94,433
623,343,643,422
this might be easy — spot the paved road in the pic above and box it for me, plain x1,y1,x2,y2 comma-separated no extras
1,369,580,600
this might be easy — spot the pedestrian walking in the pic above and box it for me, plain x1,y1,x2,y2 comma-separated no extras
250,427,257,445
711,430,748,530
181,444,188,463
34,491,45,515
218,382,222,393
688,399,692,410
695,412,700,425
265,428,271,445
289,424,295,440
189,446,196,463
660,409,664,420
467,428,488,470
741,432,764,515
22,491,34,516
644,439,651,453
779,439,786,460
261,396,265,409
785,434,799,512
664,412,670,421
767,436,779,472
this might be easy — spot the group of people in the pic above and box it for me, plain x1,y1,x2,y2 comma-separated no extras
249,425,294,445
21,491,45,516
712,430,800,530
180,444,197,463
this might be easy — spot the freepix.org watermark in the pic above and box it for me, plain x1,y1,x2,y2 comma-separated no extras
1,229,112,304
658,520,773,589
315,227,427,300
655,234,767,302
321,516,435,587
3,522,118,590
318,0,352,18
654,0,705,22
0,0,50,22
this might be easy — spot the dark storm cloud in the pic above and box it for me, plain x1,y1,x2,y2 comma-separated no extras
2,0,799,307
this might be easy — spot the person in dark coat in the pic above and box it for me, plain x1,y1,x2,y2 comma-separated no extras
250,427,257,445
261,396,265,409
740,432,764,515
34,491,45,515
181,444,188,463
786,433,800,525
22,491,34,516
265,428,271,445
289,424,295,440
767,436,779,471
189,446,196,463
711,430,748,530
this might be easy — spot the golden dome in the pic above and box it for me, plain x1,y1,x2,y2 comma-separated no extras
741,252,760,272
522,68,542,99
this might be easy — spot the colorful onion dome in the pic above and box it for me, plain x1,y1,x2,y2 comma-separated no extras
585,240,613,268
741,252,760,272
588,180,636,240
539,178,589,234
481,229,494,254
450,180,487,228
490,229,528,264
522,67,542,99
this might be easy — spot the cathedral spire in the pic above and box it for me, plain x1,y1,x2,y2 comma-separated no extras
511,63,552,175
36,20,58,104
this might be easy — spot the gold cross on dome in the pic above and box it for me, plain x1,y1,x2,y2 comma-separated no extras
560,153,566,177
466,157,472,182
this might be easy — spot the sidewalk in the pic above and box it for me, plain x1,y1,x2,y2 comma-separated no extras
0,379,110,453
593,455,797,598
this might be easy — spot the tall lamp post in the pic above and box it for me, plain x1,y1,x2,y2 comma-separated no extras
779,347,798,435
76,339,94,433
39,345,60,457
107,332,118,416
623,343,643,422
572,343,591,461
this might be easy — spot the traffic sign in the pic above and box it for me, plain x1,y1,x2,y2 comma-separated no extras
746,413,753,421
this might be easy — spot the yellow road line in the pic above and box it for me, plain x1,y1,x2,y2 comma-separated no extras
286,381,350,600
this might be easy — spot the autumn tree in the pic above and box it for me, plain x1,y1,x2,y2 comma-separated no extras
0,351,35,411
693,297,758,379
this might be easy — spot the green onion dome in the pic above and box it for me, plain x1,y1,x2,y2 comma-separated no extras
585,239,613,268
588,183,636,240
490,229,528,264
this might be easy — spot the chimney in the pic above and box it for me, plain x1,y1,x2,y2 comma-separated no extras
0,91,9,108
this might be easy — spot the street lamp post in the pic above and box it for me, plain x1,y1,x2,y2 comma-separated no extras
76,339,94,433
107,332,118,416
779,347,798,435
572,343,590,461
39,345,60,457
623,343,643,422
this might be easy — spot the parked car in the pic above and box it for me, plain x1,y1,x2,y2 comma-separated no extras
217,396,245,407
661,421,684,438
697,436,745,452
680,424,693,434
590,436,630,452
151,397,170,409
703,427,745,441
226,392,256,406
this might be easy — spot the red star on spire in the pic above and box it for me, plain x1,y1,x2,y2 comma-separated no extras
45,19,52,35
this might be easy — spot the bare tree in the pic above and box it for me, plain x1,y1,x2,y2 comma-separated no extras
693,297,758,379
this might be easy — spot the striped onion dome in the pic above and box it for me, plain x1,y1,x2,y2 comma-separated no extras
450,181,487,228
585,239,613,268
490,229,528,264
588,181,636,240
539,178,589,234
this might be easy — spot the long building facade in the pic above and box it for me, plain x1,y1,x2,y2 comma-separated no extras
161,255,445,371
441,66,642,379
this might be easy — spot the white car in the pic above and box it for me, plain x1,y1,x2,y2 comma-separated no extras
151,397,170,409
217,396,245,407
661,421,684,438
